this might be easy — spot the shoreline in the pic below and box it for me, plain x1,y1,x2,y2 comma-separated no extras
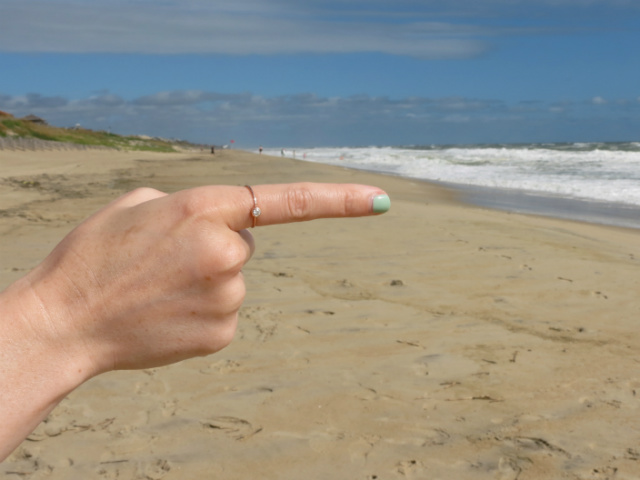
442,180,640,231
277,150,640,231
3,146,639,231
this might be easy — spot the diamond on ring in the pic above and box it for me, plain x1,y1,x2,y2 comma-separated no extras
245,185,260,228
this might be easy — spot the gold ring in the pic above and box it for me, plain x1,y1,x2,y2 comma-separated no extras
245,185,261,228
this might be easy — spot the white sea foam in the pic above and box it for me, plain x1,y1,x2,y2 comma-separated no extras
267,143,640,207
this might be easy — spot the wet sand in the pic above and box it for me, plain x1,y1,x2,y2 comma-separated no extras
450,182,640,230
2,149,640,479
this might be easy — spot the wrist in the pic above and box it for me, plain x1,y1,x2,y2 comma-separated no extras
0,274,93,460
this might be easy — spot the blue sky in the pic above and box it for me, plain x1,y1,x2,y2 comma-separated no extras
1,0,639,148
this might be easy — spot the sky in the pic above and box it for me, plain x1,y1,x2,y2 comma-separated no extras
1,0,639,148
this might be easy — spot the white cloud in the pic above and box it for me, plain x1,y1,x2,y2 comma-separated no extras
0,0,492,58
3,89,637,146
0,93,69,109
2,0,635,59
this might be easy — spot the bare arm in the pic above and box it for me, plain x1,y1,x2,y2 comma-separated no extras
0,183,390,461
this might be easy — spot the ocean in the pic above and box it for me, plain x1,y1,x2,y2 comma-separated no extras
264,143,640,229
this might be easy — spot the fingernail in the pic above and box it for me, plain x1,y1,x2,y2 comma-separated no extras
372,194,391,213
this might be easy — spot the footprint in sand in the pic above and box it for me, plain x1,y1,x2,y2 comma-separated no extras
497,456,530,480
240,307,280,342
254,319,278,342
201,416,262,441
5,447,44,478
411,356,430,376
199,359,241,375
318,279,375,301
489,435,571,479
134,377,170,396
348,435,381,463
508,436,571,458
96,460,131,480
139,459,171,480
396,459,427,477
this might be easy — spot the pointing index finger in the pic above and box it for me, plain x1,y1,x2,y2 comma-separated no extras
227,182,390,231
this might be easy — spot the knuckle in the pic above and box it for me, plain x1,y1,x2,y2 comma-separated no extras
196,313,239,356
196,281,245,354
175,190,208,219
213,313,239,350
342,189,360,216
229,276,247,308
211,283,245,349
215,241,247,274
114,187,163,206
130,186,162,197
284,185,314,220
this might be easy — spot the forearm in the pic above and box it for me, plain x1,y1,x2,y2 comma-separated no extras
0,276,88,461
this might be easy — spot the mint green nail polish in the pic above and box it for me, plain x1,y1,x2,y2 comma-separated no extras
372,194,391,213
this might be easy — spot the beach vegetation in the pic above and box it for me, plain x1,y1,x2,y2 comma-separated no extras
0,115,194,152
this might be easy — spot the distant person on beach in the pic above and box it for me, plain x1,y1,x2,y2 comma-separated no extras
0,182,390,461
281,149,285,156
211,146,215,154
259,146,263,154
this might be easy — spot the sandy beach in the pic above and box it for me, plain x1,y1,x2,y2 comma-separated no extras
2,148,640,479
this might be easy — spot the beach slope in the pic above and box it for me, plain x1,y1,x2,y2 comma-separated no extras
2,149,639,479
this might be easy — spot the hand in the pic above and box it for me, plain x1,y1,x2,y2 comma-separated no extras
0,182,390,460
22,183,388,375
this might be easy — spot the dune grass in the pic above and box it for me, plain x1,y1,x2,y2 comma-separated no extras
0,116,196,152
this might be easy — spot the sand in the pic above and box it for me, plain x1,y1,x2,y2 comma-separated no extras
2,148,640,479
